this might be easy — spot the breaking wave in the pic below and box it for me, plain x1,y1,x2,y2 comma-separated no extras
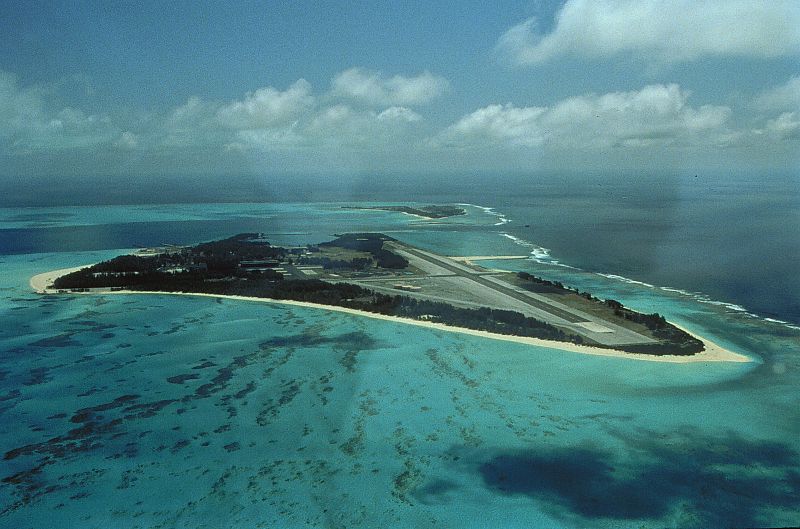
467,203,799,332
499,232,574,268
459,203,511,226
597,273,656,289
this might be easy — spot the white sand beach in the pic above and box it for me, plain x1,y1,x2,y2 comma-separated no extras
29,266,93,294
31,267,752,364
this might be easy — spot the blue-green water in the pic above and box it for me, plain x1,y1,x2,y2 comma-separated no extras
1,203,799,528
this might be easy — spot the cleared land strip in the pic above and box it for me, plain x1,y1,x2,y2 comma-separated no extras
391,243,586,323
450,255,530,261
387,242,656,346
335,280,529,312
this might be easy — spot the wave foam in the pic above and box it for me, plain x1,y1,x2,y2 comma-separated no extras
597,273,655,288
468,203,799,331
606,275,799,330
659,287,694,296
696,299,748,312
499,232,575,268
461,203,512,227
764,317,791,325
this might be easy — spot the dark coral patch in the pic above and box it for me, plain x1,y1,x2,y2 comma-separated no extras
23,367,52,386
259,330,383,351
28,334,80,348
192,360,216,370
166,374,200,384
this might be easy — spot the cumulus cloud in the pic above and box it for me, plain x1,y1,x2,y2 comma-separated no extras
161,72,427,152
331,67,448,106
287,104,422,148
232,126,305,151
0,71,46,137
442,104,546,146
161,96,222,148
750,77,800,141
755,75,800,111
114,131,138,149
438,84,732,149
163,80,314,148
0,70,121,151
13,64,790,175
170,96,211,124
1,66,434,160
216,79,314,128
376,106,423,123
311,104,420,129
498,0,800,65
762,112,800,140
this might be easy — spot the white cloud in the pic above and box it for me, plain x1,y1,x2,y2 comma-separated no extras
163,80,314,147
1,68,431,159
12,64,791,175
443,104,547,146
763,112,800,139
170,96,210,124
162,96,223,148
331,67,448,106
225,102,422,151
114,131,138,149
498,0,800,65
308,104,353,130
0,71,121,151
755,75,800,111
309,104,420,131
295,104,423,148
233,126,305,150
164,75,426,152
376,106,422,123
0,71,46,137
216,79,314,129
439,84,732,149
750,77,800,141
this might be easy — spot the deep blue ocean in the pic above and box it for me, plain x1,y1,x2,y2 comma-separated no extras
1,182,798,528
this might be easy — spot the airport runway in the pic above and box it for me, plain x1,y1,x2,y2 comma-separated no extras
384,242,656,347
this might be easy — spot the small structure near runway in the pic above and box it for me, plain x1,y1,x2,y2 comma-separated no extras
393,284,422,292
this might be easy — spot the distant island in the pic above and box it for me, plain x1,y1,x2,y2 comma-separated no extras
342,205,466,219
40,232,720,358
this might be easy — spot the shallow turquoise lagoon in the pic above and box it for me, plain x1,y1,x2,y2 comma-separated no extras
1,204,799,528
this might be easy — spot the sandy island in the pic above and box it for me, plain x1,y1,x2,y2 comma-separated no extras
30,268,752,364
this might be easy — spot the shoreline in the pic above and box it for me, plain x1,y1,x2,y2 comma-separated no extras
30,268,752,364
342,205,465,220
30,266,93,293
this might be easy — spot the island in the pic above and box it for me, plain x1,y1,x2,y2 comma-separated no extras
342,205,466,219
31,233,751,363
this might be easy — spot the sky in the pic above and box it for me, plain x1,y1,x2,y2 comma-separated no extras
1,0,799,192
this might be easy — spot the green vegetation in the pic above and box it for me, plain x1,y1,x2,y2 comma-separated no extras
54,234,287,289
516,271,704,355
54,233,407,290
51,233,704,356
516,271,568,292
127,278,579,344
321,233,409,268
52,233,576,344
